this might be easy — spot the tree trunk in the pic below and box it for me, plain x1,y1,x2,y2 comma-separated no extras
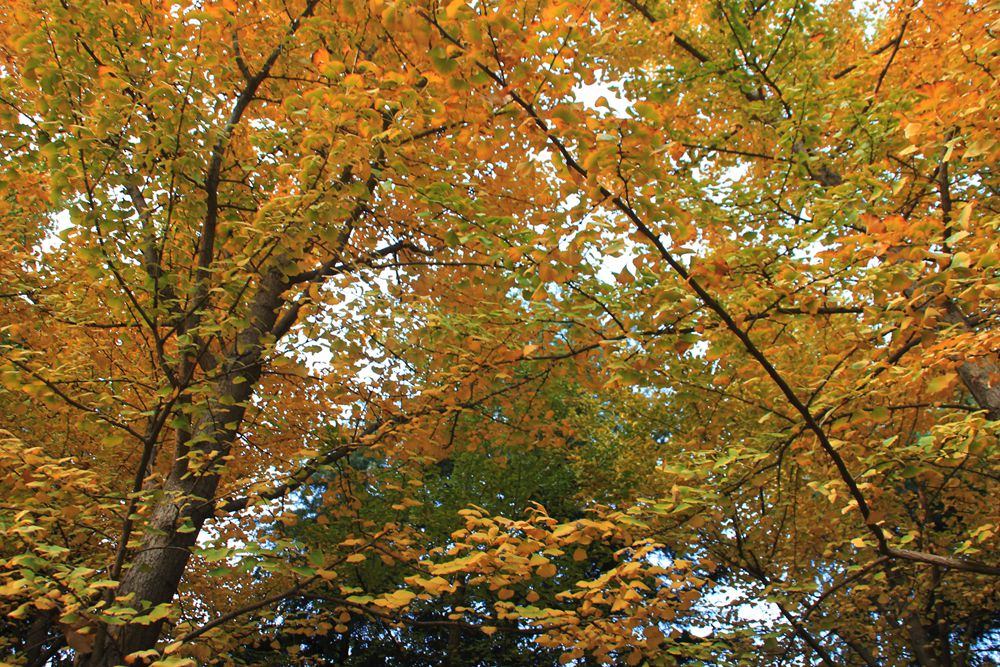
85,391,250,666
943,301,1000,420
84,267,289,666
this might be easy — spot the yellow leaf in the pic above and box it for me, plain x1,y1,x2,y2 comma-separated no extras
926,372,957,395
125,650,159,665
163,642,183,656
956,202,974,228
377,589,417,609
411,575,452,594
634,102,661,124
551,524,576,539
0,579,26,596
395,590,417,605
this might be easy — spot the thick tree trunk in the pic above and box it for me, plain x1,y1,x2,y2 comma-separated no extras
84,267,288,666
85,390,251,666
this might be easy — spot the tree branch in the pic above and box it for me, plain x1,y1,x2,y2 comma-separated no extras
420,10,1000,578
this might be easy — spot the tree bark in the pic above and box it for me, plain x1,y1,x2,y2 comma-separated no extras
943,302,1000,420
84,265,289,666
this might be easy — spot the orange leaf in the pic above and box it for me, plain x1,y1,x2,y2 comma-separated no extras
312,47,330,68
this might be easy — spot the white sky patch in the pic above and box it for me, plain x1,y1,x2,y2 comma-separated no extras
38,209,72,255
595,245,638,283
574,78,631,118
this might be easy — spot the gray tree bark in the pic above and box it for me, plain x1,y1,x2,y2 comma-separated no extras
84,265,288,666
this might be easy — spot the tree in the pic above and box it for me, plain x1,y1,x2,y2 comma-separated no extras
0,0,997,665
241,431,589,666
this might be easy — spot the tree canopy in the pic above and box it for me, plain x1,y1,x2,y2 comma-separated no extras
0,0,997,665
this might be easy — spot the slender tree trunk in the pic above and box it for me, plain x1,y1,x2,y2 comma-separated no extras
943,302,1000,420
955,356,1000,421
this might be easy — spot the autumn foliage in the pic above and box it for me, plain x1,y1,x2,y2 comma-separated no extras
0,0,997,665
